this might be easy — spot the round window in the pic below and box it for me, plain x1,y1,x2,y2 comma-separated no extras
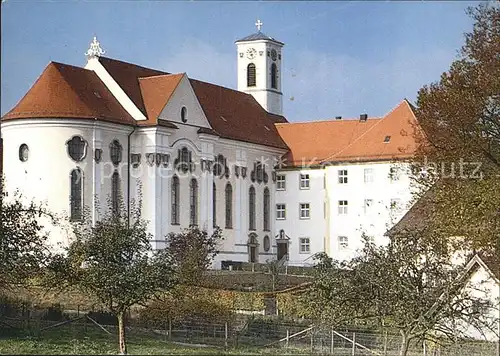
19,144,29,162
263,235,270,252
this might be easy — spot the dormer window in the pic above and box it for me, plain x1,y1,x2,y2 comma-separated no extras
384,135,391,143
181,106,187,123
247,63,256,87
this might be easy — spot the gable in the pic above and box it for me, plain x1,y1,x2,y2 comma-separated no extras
156,75,211,128
97,57,288,149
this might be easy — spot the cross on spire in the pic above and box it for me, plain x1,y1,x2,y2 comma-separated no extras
255,19,263,32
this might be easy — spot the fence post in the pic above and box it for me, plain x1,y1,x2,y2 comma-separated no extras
310,329,314,352
225,322,228,348
168,318,172,341
285,329,289,349
330,328,334,355
352,332,356,356
383,330,388,356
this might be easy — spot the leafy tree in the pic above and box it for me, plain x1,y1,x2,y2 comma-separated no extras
46,198,176,355
0,178,55,291
164,226,223,286
46,198,224,354
412,4,500,252
303,234,497,356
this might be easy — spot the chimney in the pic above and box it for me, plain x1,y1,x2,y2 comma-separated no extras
360,114,368,122
335,116,342,120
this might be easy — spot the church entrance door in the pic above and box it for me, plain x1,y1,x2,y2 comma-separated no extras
277,242,288,261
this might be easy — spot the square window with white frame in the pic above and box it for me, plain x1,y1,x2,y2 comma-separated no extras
338,200,348,215
338,236,348,250
364,168,374,183
299,174,310,189
299,237,310,254
338,169,348,184
276,174,286,190
276,204,286,220
299,203,310,219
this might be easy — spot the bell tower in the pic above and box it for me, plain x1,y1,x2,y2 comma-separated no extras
235,20,284,116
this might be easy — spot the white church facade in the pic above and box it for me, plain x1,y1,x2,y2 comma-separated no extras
0,24,422,268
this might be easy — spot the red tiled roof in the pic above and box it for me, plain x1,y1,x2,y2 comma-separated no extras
276,100,423,166
98,57,166,116
138,73,184,122
189,79,288,149
98,57,288,149
1,62,136,125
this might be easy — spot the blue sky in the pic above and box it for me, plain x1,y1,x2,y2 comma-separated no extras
1,1,481,122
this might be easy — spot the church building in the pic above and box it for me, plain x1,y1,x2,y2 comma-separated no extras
0,22,422,267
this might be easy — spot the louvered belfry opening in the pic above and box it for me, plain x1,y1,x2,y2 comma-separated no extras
271,63,277,89
247,63,256,87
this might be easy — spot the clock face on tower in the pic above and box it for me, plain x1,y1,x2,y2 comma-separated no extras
246,48,257,60
271,49,277,61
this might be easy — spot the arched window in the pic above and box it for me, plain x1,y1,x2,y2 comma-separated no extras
175,147,192,173
171,176,180,225
110,140,123,166
263,187,270,231
70,168,83,221
181,106,187,123
225,183,233,229
213,182,217,228
271,63,277,89
67,136,87,162
189,178,198,226
247,63,256,87
111,171,120,215
249,186,256,231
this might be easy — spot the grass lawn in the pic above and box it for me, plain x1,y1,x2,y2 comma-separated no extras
0,323,304,355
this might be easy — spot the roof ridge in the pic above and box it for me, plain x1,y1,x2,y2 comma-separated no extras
320,115,387,162
99,56,167,74
138,72,183,81
188,77,243,95
276,117,382,126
